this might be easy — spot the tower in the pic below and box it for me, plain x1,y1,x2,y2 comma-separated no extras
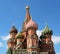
41,24,55,54
15,32,24,49
9,26,18,39
6,38,16,54
42,24,53,43
7,38,16,49
22,6,31,31
25,19,39,54
8,26,18,51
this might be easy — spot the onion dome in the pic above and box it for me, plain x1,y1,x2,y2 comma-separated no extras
7,38,15,44
40,35,46,39
15,32,24,39
9,26,18,34
42,25,53,35
25,19,38,30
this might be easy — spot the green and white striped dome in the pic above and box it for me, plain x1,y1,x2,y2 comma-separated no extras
15,32,23,39
42,25,53,35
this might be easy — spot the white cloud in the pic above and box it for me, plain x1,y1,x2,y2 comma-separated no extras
52,36,60,44
0,42,3,47
1,35,10,41
1,30,60,45
56,52,60,54
36,30,60,44
36,30,42,37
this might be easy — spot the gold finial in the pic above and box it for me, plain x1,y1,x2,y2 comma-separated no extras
26,6,29,9
26,6,30,13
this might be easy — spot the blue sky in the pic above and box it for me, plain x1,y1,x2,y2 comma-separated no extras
0,0,60,54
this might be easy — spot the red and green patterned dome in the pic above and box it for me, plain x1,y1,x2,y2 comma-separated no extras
25,19,38,30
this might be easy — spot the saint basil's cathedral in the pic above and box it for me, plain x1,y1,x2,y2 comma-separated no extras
6,6,55,54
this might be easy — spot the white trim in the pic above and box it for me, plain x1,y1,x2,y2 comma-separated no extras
28,51,37,54
19,52,28,54
40,52,48,54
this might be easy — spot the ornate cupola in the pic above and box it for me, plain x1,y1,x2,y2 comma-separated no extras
9,26,18,39
15,32,24,49
22,6,31,31
7,38,15,49
10,26,18,34
26,19,38,53
26,19,38,31
42,24,53,44
42,25,53,35
15,32,24,39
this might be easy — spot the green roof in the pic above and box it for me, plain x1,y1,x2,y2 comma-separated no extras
13,49,27,54
15,32,23,39
42,25,53,35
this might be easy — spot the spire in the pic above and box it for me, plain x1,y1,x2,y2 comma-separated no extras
25,6,31,23
22,6,31,31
